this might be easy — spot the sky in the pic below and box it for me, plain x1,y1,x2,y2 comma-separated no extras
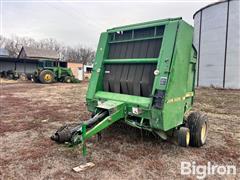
0,0,219,49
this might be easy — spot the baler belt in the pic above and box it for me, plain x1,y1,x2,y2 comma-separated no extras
108,39,162,59
103,63,156,97
120,64,129,94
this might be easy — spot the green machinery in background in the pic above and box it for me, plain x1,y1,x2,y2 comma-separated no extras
51,17,208,154
33,59,75,83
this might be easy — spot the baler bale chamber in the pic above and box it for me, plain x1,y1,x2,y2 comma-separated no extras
51,17,208,151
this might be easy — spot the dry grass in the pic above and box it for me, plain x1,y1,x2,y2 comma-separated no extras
0,78,19,84
0,82,239,179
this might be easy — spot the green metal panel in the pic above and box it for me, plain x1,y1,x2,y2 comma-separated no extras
107,17,182,33
161,20,195,131
86,33,109,110
97,99,125,110
104,58,158,64
109,36,163,44
95,91,151,108
151,20,179,93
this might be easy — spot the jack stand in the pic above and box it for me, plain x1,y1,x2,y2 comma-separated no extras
82,123,87,161
73,123,95,172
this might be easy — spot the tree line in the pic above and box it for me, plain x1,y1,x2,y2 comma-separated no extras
0,35,95,64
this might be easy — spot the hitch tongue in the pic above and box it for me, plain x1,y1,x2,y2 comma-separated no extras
50,111,108,144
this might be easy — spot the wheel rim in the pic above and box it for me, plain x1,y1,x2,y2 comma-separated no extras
186,130,190,145
201,122,207,143
44,74,52,81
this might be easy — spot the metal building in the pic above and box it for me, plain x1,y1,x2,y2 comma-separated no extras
0,47,60,75
193,0,240,89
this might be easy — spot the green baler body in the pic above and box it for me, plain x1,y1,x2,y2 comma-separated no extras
86,17,196,132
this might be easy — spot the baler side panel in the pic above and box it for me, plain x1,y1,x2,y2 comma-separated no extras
86,33,109,112
186,46,197,109
151,21,179,93
150,21,179,130
162,21,194,131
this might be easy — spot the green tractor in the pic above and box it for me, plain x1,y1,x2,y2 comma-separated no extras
51,18,208,156
33,59,75,84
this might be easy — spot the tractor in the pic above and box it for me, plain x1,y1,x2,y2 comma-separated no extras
51,18,208,155
32,59,75,84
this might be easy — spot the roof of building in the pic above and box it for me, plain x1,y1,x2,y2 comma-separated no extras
18,46,59,60
193,0,229,18
0,56,18,62
0,48,10,57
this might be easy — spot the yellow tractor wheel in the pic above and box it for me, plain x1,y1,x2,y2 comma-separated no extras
39,70,55,84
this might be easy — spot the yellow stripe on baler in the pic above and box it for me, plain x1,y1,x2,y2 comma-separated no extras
166,92,194,104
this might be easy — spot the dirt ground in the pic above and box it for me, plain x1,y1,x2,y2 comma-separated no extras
0,82,239,179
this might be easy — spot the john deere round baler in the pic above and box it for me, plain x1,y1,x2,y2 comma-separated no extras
51,17,208,154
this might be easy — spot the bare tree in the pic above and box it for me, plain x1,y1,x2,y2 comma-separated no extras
78,47,95,64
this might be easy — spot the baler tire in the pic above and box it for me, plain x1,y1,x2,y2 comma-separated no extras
187,112,208,147
178,127,190,147
39,70,55,84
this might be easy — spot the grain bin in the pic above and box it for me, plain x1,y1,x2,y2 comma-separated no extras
193,0,240,89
